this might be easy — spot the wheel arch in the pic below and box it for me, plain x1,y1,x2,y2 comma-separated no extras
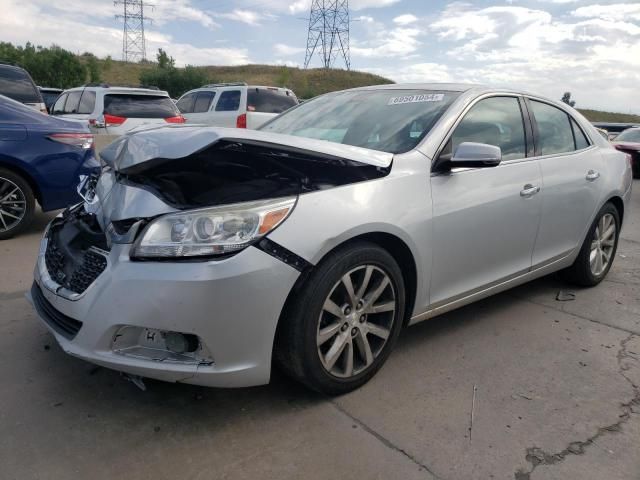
0,159,42,205
607,196,624,225
275,231,419,347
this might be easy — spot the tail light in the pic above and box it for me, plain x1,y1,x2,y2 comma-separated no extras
48,133,94,150
236,113,247,128
103,114,127,126
164,115,185,124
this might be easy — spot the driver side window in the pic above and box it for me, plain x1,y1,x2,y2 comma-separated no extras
441,96,527,162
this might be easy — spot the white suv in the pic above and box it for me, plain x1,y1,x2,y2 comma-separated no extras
50,84,184,135
176,83,298,129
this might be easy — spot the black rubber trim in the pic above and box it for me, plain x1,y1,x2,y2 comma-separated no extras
31,282,82,340
255,238,312,272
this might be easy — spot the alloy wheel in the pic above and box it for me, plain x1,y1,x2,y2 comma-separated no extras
316,265,396,378
0,177,27,233
589,213,616,276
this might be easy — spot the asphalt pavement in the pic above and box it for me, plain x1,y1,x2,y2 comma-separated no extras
1,183,638,480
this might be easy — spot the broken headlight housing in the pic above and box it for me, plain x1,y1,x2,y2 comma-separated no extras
132,197,296,258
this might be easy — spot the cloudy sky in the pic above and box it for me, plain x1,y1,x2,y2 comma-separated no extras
1,0,639,112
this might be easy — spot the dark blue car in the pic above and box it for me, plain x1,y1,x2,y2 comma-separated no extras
0,94,98,239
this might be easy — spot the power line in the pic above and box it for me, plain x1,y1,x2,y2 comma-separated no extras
304,0,350,70
115,0,153,63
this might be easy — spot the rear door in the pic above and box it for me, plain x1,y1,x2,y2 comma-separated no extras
101,93,180,135
429,95,543,306
527,98,604,266
210,88,243,127
246,87,298,129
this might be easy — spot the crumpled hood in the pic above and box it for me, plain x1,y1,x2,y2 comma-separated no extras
99,125,393,171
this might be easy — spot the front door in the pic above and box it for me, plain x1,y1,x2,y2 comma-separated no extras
429,95,543,306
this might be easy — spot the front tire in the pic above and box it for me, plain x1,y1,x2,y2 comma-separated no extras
275,242,405,395
563,202,620,287
0,168,35,240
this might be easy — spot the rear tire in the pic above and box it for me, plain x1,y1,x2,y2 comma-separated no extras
562,202,620,287
0,168,35,240
275,242,405,395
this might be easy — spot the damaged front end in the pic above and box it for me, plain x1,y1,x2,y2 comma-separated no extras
89,126,393,258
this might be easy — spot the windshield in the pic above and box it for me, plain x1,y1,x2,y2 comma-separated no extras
260,89,460,154
615,128,640,143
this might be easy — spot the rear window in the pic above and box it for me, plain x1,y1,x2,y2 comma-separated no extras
247,88,297,114
103,94,177,118
0,65,42,103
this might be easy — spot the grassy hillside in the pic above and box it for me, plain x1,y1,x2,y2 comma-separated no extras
577,109,640,123
96,59,392,98
95,58,639,120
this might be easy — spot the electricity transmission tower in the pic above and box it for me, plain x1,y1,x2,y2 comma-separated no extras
115,0,152,63
303,0,350,70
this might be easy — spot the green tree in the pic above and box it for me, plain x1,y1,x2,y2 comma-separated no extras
156,48,175,69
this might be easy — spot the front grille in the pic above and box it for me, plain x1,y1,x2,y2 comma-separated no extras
44,241,108,295
68,249,108,294
31,282,82,339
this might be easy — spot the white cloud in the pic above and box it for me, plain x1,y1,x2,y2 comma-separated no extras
0,0,247,65
274,43,306,56
215,9,267,26
289,0,400,14
571,3,640,22
393,14,418,25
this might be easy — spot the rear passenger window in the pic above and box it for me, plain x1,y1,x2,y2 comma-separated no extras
571,118,590,150
215,90,241,111
64,91,82,114
194,92,215,113
177,93,196,113
447,96,527,161
530,101,574,155
77,91,96,114
52,94,68,115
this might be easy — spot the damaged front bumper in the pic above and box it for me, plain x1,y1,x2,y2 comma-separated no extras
29,208,301,388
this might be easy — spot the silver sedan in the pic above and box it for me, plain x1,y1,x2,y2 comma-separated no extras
30,84,633,394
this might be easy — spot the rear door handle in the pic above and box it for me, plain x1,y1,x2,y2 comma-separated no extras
586,170,600,181
520,184,540,197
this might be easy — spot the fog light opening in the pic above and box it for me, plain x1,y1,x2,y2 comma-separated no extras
165,332,200,354
111,326,214,365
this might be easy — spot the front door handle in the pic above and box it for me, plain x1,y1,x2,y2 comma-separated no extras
586,170,600,181
520,184,540,197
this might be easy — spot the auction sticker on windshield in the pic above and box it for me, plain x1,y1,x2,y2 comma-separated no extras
388,93,444,105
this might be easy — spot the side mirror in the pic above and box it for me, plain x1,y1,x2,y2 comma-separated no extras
451,142,501,168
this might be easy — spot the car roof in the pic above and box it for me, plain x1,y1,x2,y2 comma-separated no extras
63,85,169,96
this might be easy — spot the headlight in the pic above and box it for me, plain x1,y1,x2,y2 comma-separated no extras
132,197,296,258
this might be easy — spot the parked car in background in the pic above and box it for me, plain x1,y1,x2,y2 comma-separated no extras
612,127,640,178
30,84,631,394
0,95,97,239
51,84,184,135
592,122,640,140
39,87,63,113
0,63,46,113
177,83,298,129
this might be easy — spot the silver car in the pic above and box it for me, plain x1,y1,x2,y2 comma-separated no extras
30,84,633,394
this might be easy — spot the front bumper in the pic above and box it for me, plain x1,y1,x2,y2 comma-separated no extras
30,228,300,388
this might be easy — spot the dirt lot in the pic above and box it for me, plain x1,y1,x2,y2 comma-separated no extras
1,183,638,480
